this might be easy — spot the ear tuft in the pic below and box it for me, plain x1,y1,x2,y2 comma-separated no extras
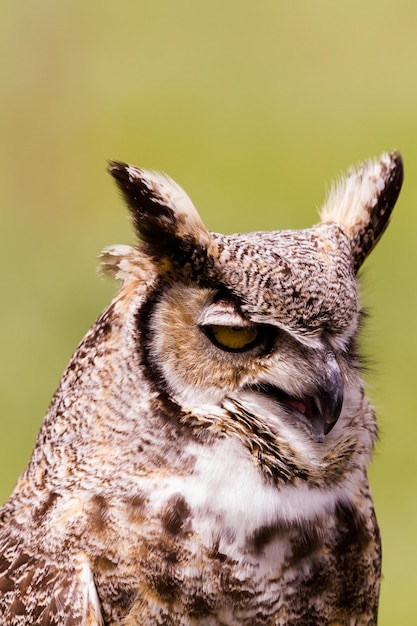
108,162,217,265
320,151,403,272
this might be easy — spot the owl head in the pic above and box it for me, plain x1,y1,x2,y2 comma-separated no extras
103,153,402,482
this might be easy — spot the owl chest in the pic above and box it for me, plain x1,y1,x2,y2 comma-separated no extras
95,437,354,625
100,494,296,625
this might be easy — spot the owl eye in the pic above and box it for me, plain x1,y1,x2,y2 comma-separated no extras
204,325,260,352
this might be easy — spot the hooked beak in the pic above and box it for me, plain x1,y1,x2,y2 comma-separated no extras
307,350,344,442
249,351,344,444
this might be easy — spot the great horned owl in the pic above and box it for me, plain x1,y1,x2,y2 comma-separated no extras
0,152,403,625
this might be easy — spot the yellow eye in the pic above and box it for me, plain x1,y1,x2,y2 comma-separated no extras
209,325,258,351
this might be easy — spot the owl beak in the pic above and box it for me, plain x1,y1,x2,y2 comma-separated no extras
303,350,344,443
251,352,344,444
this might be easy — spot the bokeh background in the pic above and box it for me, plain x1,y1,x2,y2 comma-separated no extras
1,1,416,623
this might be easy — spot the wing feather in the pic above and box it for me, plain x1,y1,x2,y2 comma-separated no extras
0,524,103,626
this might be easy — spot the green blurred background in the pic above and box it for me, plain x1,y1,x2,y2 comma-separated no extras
0,1,416,623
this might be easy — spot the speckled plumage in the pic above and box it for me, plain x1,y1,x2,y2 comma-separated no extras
0,152,403,625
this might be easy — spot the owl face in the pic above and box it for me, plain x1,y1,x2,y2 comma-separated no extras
144,278,345,444
107,152,402,478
